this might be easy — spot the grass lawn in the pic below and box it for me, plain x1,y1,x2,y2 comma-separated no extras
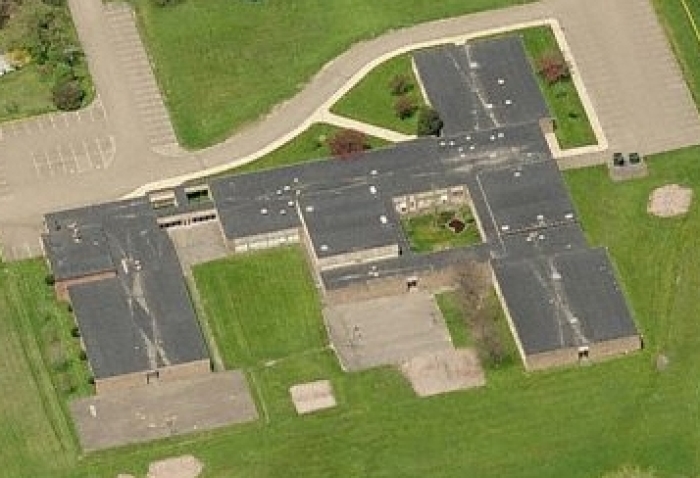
331,54,427,135
520,26,596,149
192,246,327,367
130,0,535,148
3,148,700,475
653,0,700,110
0,259,82,477
0,66,55,121
436,291,472,348
401,207,481,253
222,123,388,177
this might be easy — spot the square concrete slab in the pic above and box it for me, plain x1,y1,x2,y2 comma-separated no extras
324,291,452,371
70,370,258,452
400,348,485,397
289,380,337,415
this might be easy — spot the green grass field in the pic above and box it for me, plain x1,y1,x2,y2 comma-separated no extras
331,54,427,134
653,0,700,110
0,66,55,121
520,27,596,149
436,291,472,347
401,207,481,252
220,123,388,177
130,0,533,148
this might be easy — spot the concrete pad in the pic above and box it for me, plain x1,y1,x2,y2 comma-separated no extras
70,371,258,452
147,455,203,478
168,222,229,269
400,348,485,397
324,291,452,371
289,380,337,415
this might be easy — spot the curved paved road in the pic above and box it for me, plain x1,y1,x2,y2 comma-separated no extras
0,0,698,259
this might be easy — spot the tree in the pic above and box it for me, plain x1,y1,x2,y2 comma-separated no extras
394,95,417,120
537,52,570,84
52,78,84,110
327,128,369,159
416,106,443,136
388,73,412,96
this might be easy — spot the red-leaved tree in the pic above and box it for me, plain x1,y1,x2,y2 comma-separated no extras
327,128,369,159
537,53,570,84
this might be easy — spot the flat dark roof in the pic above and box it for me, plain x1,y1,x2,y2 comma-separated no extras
299,185,399,258
43,198,153,281
477,159,577,235
497,223,588,259
45,200,209,379
492,247,638,355
413,35,549,136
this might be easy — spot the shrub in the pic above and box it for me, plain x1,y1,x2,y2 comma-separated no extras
394,95,417,120
389,73,412,96
537,52,570,84
52,78,84,111
327,128,369,159
44,273,55,286
416,106,443,136
70,326,80,338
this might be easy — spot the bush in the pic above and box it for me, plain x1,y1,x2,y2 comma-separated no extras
416,107,443,136
537,52,570,84
327,128,369,159
394,95,417,120
44,274,55,286
52,78,84,111
389,73,412,96
70,326,80,338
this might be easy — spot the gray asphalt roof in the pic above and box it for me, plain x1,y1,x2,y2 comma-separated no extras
477,159,577,235
413,35,549,136
43,198,153,281
492,247,638,355
299,184,399,258
45,200,209,379
497,223,588,259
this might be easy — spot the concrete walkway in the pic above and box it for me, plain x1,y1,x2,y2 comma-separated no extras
0,0,699,259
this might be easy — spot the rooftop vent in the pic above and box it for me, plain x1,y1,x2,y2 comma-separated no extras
305,205,314,213
565,212,574,220
379,215,388,224
288,200,294,207
465,135,471,141
504,99,513,106
370,169,378,176
501,225,510,232
261,208,268,215
497,78,505,85
283,185,291,192
537,214,544,222
497,132,505,139
320,244,329,252
514,171,521,177
280,209,287,215
369,185,377,195
276,189,282,195
485,103,493,110
293,177,299,183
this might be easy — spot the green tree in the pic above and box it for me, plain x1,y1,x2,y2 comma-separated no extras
416,106,443,136
52,78,84,110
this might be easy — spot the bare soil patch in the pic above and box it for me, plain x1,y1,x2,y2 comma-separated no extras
289,380,337,415
147,455,203,478
647,184,693,217
400,348,485,397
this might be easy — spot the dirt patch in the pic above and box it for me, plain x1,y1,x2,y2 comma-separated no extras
289,380,337,415
146,455,203,478
647,184,693,217
400,348,485,397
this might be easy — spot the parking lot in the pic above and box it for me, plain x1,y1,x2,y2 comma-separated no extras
31,135,116,178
